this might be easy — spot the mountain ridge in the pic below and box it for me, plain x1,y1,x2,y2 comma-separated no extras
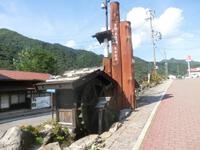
0,28,200,81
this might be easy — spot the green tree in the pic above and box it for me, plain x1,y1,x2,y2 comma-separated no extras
14,49,58,75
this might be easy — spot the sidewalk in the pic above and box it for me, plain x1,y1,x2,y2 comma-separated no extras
141,79,200,150
102,80,172,150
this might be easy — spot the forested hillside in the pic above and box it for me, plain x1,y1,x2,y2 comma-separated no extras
0,28,200,80
157,58,200,77
0,28,102,74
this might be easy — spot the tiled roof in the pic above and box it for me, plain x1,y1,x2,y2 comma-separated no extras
0,69,51,81
47,67,103,82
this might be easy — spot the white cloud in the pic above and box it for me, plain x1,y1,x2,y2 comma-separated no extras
132,34,142,49
127,7,147,29
87,41,103,53
155,7,183,36
65,40,76,48
100,27,106,32
126,7,185,49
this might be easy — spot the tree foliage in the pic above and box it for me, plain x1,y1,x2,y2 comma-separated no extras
0,28,102,74
1,28,200,81
14,49,58,75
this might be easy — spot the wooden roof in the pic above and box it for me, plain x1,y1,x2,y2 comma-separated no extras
0,70,51,81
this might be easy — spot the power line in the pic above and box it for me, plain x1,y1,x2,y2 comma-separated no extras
157,46,200,51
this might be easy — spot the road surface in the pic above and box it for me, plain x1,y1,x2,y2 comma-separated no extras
141,78,200,150
102,80,172,150
0,112,52,135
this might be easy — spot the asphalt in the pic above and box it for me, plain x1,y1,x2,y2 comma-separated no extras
0,112,53,134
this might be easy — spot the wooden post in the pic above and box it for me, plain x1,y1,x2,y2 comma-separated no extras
120,21,136,109
51,93,54,119
103,57,112,76
110,2,123,109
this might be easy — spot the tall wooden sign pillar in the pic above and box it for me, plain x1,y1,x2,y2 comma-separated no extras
120,21,136,109
110,2,123,109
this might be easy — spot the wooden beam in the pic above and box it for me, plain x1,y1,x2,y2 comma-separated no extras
120,21,136,109
103,57,112,77
110,2,123,109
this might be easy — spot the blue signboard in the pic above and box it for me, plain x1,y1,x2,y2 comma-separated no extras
46,89,56,93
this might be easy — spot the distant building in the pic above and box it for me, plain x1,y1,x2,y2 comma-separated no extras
0,70,51,112
189,67,200,78
168,75,176,80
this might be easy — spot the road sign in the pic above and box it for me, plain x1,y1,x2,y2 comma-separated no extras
186,55,192,62
46,89,56,93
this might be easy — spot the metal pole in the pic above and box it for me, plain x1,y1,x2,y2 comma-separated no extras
98,109,103,134
147,10,157,71
150,15,157,70
104,0,109,57
51,93,54,120
102,0,112,77
164,50,168,79
177,65,180,77
188,61,191,77
105,0,108,32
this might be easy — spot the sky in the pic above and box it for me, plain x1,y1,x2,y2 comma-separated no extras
0,0,200,62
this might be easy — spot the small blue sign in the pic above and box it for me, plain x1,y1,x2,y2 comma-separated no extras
46,89,56,93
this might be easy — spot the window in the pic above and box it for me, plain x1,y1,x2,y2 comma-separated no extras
1,95,9,109
19,94,25,103
11,95,18,104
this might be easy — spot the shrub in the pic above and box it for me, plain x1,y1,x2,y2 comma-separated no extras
51,122,73,146
150,70,162,84
21,122,74,147
21,125,43,145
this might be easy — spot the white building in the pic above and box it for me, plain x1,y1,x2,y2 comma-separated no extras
189,67,200,78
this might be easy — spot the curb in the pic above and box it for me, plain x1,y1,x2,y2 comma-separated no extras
132,80,172,150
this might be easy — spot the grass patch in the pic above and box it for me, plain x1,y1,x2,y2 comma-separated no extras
21,121,74,147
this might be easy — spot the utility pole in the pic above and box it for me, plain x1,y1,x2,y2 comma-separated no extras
186,55,192,77
146,9,162,71
101,0,110,57
105,0,109,33
177,64,180,77
164,50,168,79
187,61,191,77
146,9,156,70
100,0,112,77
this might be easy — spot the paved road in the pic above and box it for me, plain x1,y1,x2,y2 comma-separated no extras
0,112,52,134
141,79,200,150
102,80,172,150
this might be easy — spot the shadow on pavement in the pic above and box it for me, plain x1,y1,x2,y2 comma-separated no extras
162,94,173,101
137,93,173,108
